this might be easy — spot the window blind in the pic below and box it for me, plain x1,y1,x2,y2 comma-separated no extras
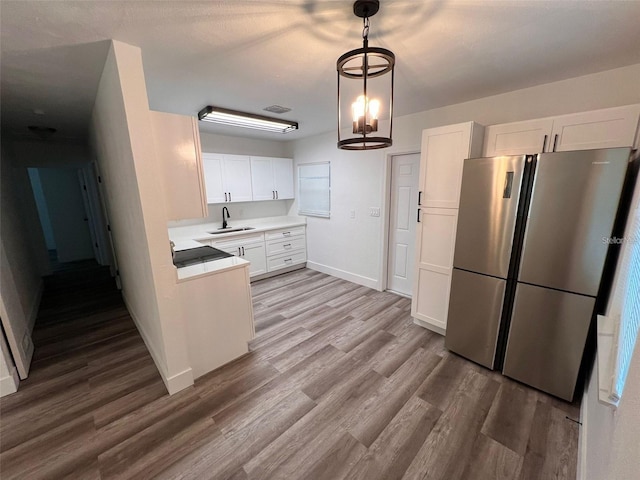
598,174,640,407
298,162,330,218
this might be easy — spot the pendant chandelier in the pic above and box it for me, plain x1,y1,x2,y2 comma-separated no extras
337,0,395,150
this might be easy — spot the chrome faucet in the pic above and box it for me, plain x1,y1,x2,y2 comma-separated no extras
222,206,230,229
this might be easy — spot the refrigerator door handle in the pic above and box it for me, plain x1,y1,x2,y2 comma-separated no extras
503,171,515,198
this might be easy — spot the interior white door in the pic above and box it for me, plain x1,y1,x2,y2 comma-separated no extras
387,153,420,296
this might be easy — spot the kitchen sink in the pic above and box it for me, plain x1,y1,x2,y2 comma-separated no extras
208,227,255,234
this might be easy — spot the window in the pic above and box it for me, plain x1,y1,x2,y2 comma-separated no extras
298,162,330,218
598,181,640,407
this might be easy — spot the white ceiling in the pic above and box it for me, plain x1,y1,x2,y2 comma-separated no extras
2,0,640,142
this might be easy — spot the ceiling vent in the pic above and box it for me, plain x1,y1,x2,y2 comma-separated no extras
263,105,292,114
27,125,57,140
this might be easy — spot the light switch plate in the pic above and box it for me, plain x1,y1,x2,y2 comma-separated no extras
370,207,380,217
350,210,356,219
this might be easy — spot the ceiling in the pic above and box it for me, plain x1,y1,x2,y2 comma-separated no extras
2,0,640,143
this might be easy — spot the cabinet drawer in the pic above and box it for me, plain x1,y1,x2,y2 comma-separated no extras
266,236,306,257
212,233,265,249
265,226,305,240
267,250,306,272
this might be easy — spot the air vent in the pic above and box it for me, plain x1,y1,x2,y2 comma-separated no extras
263,105,292,114
28,125,57,140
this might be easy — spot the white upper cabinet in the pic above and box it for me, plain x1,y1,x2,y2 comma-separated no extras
272,158,294,199
150,111,208,221
483,104,640,156
483,119,553,157
223,155,253,202
420,122,485,209
202,153,253,203
250,157,294,201
551,105,640,152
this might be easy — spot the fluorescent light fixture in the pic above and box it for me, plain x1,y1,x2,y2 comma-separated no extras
198,106,298,133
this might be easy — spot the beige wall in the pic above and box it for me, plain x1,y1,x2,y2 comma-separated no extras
90,40,192,394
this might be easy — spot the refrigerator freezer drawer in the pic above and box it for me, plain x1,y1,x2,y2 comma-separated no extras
518,148,629,296
503,283,595,401
445,269,507,369
453,155,527,278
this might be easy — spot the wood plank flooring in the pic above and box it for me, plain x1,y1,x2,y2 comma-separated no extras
0,265,580,479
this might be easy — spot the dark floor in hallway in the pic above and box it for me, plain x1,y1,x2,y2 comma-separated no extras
0,264,580,479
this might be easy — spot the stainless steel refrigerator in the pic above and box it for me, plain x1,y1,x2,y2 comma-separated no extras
445,147,632,401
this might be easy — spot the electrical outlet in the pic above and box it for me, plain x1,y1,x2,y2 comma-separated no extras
370,207,381,217
350,210,356,219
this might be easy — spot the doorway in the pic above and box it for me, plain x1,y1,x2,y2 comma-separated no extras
386,153,420,297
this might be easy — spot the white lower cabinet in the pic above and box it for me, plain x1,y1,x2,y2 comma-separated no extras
202,225,306,279
265,227,306,273
209,233,267,277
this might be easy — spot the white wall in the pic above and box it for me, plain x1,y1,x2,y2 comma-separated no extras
168,199,290,228
27,168,56,250
0,145,49,380
37,167,95,262
90,40,192,394
199,130,288,157
289,63,640,290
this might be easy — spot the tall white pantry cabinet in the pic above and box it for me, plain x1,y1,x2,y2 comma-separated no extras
411,122,484,335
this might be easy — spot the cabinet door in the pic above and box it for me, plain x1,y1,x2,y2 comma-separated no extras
551,105,640,152
242,242,267,276
483,119,553,156
420,122,480,209
272,158,295,199
223,155,253,202
202,153,226,204
250,157,276,201
151,111,207,220
411,208,458,334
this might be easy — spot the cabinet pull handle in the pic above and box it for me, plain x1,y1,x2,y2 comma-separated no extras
242,246,245,255
552,134,559,152
418,191,422,206
284,258,292,263
229,192,232,202
237,247,241,256
276,190,279,199
417,209,421,223
542,134,548,153
225,192,228,202
283,231,291,236
283,243,291,248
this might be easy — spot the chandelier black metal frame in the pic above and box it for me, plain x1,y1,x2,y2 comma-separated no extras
337,0,395,150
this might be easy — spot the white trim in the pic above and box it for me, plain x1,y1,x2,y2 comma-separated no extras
122,295,194,396
413,317,445,336
378,146,421,292
0,366,20,397
306,261,378,290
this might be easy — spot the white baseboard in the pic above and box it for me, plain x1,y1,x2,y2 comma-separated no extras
413,317,446,336
0,366,20,397
122,296,194,396
306,261,379,290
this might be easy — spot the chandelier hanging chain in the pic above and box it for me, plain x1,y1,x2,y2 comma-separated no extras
362,16,370,40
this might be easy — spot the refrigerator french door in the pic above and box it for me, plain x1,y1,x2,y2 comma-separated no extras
445,155,530,369
502,148,630,400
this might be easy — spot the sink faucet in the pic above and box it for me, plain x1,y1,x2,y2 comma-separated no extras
222,206,230,229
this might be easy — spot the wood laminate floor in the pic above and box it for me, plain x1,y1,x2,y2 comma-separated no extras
0,265,580,479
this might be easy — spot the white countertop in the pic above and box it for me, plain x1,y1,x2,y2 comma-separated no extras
170,216,306,281
169,215,306,243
